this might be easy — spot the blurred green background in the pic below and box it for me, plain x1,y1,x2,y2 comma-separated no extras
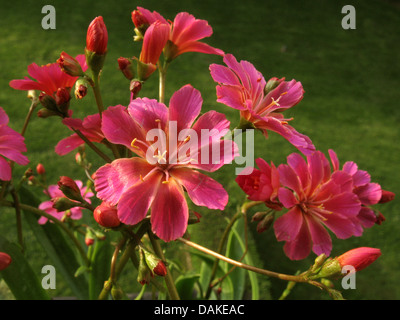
0,0,398,300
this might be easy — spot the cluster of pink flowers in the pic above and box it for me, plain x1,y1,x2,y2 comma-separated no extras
5,5,392,270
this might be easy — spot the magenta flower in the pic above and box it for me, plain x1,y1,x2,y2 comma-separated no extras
38,181,94,225
55,113,104,156
210,54,315,156
164,12,224,61
131,7,223,62
9,55,88,97
0,107,29,181
94,85,237,241
328,149,382,230
274,151,362,260
235,158,282,211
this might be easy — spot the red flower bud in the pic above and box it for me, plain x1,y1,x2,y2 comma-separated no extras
337,247,381,272
153,260,167,277
57,52,85,77
0,252,12,271
36,163,45,175
93,202,120,228
131,10,149,29
58,176,84,202
379,190,395,204
86,16,108,55
375,212,386,225
118,57,136,80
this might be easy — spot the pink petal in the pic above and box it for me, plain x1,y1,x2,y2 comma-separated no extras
209,63,242,87
357,207,377,228
282,219,312,260
170,167,228,210
128,97,168,132
55,134,84,155
175,41,223,56
0,107,9,125
0,156,11,181
355,182,382,206
328,149,340,171
274,206,303,242
215,85,247,110
278,164,303,198
94,158,154,206
321,213,360,239
117,170,163,225
172,12,212,44
102,105,147,156
304,214,332,256
278,187,298,208
150,177,189,241
168,85,202,133
287,153,309,189
323,192,361,217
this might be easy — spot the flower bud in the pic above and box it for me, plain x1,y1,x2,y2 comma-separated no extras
111,284,124,300
137,250,152,285
144,250,167,277
52,197,78,212
93,202,120,228
85,228,95,246
256,213,275,233
379,190,395,204
58,176,84,202
118,57,136,80
337,247,381,272
86,16,108,55
130,80,142,99
37,108,59,118
74,78,89,100
36,163,45,175
0,252,12,271
375,212,386,225
57,52,85,77
55,87,71,115
39,92,58,112
264,77,284,94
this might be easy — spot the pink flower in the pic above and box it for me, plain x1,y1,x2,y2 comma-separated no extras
94,85,237,241
55,113,104,156
235,158,282,210
0,107,29,181
210,54,315,156
328,149,382,229
131,7,223,62
9,55,87,97
38,181,94,225
164,12,224,61
274,151,362,260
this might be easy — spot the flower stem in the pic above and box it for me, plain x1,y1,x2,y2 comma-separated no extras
72,128,112,163
148,231,180,300
91,73,104,115
158,61,169,104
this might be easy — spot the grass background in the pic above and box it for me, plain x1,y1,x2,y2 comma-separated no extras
0,0,399,300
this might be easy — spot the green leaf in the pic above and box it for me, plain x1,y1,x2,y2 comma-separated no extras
88,238,111,300
228,220,260,300
0,235,50,300
175,274,200,300
18,186,89,299
225,218,246,300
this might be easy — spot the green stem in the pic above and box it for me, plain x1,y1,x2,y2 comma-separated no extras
158,61,169,104
72,129,112,163
148,231,180,300
92,74,104,115
10,189,24,253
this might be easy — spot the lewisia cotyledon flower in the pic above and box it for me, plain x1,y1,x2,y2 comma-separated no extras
9,55,87,97
132,7,224,62
274,151,362,260
94,85,238,241
38,181,93,225
0,107,29,181
210,53,315,156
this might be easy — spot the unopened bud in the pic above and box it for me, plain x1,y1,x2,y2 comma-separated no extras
111,284,124,300
39,93,58,112
379,190,395,204
256,213,275,233
52,197,78,212
24,168,33,179
0,252,12,271
118,57,136,80
37,108,59,118
375,212,386,225
130,80,142,99
86,16,108,55
55,87,71,114
57,52,85,77
85,228,95,246
264,77,284,94
36,163,45,175
93,202,120,228
74,78,89,100
143,249,167,277
58,176,84,202
137,249,152,285
337,247,381,272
